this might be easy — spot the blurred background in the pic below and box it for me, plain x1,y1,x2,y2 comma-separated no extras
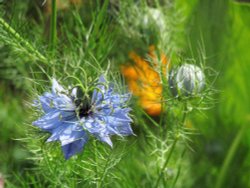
0,0,250,187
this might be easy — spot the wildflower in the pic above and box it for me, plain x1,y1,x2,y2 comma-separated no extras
33,75,133,159
121,46,169,116
169,64,205,97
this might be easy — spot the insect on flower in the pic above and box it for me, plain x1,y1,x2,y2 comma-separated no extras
33,75,134,159
121,46,169,116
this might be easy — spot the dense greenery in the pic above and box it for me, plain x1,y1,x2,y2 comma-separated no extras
0,0,249,187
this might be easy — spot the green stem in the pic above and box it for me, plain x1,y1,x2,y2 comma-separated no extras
181,103,188,126
49,0,57,56
154,103,188,188
171,149,186,188
215,123,246,188
154,137,179,188
99,152,112,188
0,17,47,63
93,140,100,188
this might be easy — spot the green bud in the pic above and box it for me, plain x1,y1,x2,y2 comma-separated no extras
169,64,205,97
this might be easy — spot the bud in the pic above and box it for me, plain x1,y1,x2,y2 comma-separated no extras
169,64,205,97
139,8,165,44
142,8,165,32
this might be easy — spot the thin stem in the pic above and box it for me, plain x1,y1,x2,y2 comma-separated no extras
215,123,247,188
154,136,179,188
171,149,186,188
154,102,188,188
99,152,112,188
93,140,100,188
49,0,57,56
0,17,47,63
181,102,188,126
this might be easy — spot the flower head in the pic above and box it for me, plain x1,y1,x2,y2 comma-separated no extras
169,64,205,97
33,75,133,159
121,46,169,116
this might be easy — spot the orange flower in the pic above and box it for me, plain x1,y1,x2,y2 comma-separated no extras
121,46,169,116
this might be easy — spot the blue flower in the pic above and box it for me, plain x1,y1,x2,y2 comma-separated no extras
33,75,134,159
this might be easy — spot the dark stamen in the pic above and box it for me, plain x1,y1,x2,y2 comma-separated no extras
72,86,92,118
78,101,92,118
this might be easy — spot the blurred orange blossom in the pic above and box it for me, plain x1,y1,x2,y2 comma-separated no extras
121,46,169,116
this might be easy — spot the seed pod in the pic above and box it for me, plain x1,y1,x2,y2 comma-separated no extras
169,64,205,97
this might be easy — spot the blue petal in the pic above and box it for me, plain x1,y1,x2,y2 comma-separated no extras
96,134,113,147
47,125,66,142
46,120,80,142
98,75,106,83
82,118,114,145
62,133,88,160
37,90,75,112
59,124,86,146
113,108,133,122
39,93,55,113
52,94,75,110
52,78,66,94
32,110,75,131
84,112,133,138
100,107,132,121
108,93,131,107
95,93,131,111
94,107,133,136
103,116,134,136
83,118,105,135
71,87,77,98
112,122,134,135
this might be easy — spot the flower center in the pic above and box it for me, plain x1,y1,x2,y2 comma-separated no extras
72,87,92,118
76,100,92,118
